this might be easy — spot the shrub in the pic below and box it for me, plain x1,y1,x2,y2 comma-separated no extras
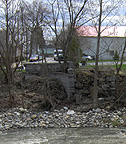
113,50,119,61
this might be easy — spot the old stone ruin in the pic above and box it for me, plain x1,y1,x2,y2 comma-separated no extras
24,62,75,100
24,62,126,110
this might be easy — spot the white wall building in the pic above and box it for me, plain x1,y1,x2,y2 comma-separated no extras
77,26,126,60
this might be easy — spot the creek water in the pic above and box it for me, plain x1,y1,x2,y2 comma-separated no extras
0,128,126,144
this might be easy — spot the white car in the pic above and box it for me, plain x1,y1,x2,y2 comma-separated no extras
82,55,93,60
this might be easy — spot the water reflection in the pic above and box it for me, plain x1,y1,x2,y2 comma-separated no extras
0,128,126,144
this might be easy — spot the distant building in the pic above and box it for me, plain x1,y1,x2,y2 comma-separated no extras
43,45,55,56
77,26,126,60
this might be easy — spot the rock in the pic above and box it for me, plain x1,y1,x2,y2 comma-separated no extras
64,115,70,120
14,112,20,116
63,107,68,110
39,121,46,127
7,113,12,116
67,110,75,115
32,103,39,108
27,117,32,121
0,124,4,129
31,114,37,120
46,121,49,124
39,114,43,118
19,108,27,113
95,108,101,113
117,111,122,116
76,121,80,125
0,107,126,131
98,98,104,103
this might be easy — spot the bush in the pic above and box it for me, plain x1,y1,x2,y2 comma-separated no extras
113,50,119,61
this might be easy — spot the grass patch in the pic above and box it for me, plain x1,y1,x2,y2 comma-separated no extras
87,60,116,63
104,64,126,70
112,64,126,69
87,60,125,63
16,69,26,72
85,64,126,70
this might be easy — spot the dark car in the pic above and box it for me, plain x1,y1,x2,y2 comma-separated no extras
54,50,63,61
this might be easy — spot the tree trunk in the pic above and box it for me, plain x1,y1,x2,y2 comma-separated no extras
93,0,102,108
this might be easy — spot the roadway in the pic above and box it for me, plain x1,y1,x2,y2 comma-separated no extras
21,57,126,67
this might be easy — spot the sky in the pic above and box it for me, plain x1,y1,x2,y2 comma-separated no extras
0,0,125,41
24,0,126,26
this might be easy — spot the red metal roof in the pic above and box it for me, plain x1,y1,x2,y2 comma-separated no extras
77,26,126,37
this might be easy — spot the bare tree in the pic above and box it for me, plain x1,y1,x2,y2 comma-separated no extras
92,0,102,108
0,0,25,83
45,0,62,63
46,0,89,65
87,0,123,108
0,0,26,107
23,0,47,60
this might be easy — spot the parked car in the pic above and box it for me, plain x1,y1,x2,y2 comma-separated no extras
82,54,95,61
82,55,92,61
29,54,39,62
54,49,63,61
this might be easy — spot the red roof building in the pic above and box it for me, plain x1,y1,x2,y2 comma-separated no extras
77,26,126,37
77,26,126,60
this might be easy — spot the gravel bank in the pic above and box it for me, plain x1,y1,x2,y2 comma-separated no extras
0,107,126,131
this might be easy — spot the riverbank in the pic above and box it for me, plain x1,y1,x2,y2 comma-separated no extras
0,107,126,132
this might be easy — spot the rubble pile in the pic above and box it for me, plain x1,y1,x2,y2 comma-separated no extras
0,107,126,132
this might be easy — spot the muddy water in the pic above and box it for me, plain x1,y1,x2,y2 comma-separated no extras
0,128,126,144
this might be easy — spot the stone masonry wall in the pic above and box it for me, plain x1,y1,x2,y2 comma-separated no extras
24,63,123,104
75,67,116,103
24,63,75,99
